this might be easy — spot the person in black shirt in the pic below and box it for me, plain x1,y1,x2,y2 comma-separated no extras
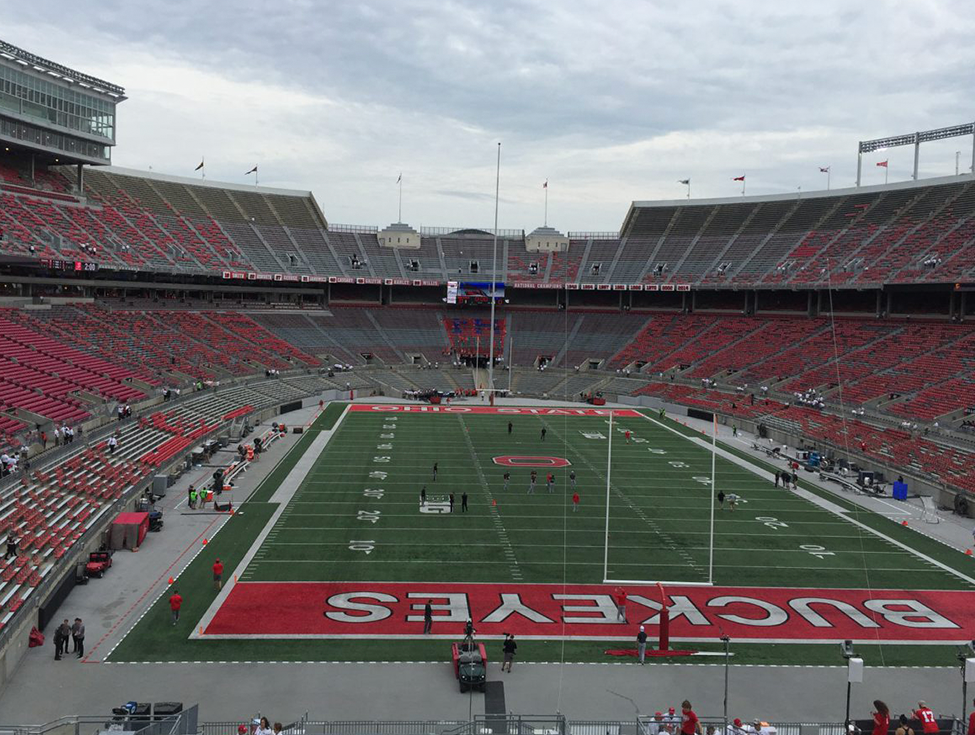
637,625,648,664
508,422,513,435
502,634,517,672
423,601,433,634
449,492,455,513
461,492,468,512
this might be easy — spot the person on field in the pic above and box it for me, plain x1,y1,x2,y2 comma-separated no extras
614,586,627,622
508,421,513,435
726,493,739,511
213,558,224,590
625,429,631,443
636,625,648,664
420,486,427,506
432,462,438,481
540,427,546,441
717,490,726,509
572,492,580,511
423,600,433,634
170,590,183,625
449,492,455,513
546,473,555,493
502,634,517,672
461,491,468,512
570,470,577,489
503,472,510,491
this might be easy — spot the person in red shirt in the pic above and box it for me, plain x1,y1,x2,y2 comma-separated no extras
614,587,627,622
966,698,975,735
913,702,938,735
213,558,224,591
680,701,699,735
872,700,890,735
169,590,183,625
572,492,580,512
547,473,555,493
624,430,631,443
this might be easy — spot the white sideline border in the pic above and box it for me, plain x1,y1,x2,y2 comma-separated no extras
641,413,975,588
190,404,351,639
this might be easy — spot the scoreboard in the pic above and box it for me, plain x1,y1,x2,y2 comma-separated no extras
446,281,504,305
41,259,99,273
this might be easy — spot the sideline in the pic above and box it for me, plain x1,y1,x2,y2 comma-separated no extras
640,413,975,589
191,404,351,638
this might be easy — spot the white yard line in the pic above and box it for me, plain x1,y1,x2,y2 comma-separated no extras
641,414,975,588
190,404,351,639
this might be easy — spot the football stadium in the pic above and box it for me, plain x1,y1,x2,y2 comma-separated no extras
2,7,975,733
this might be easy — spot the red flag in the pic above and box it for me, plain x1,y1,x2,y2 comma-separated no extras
732,175,745,181
876,160,888,168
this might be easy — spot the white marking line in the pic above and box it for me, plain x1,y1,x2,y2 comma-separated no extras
642,414,975,588
191,404,351,639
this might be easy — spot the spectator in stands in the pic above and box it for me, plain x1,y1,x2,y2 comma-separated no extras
913,703,938,734
896,715,915,735
726,719,746,735
53,426,61,446
40,430,47,448
5,534,18,559
107,435,118,454
124,404,132,419
254,718,272,735
680,701,700,735
117,404,125,422
872,701,890,735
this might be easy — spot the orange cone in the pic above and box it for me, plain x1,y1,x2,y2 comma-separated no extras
966,549,973,556
168,576,174,584
203,538,208,545
901,520,909,527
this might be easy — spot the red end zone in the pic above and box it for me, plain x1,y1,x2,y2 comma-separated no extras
203,582,975,642
349,404,642,417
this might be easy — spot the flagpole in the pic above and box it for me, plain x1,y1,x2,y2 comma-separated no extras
398,175,403,223
687,180,690,199
742,178,746,196
488,143,500,396
827,168,831,191
544,181,548,227
885,166,889,185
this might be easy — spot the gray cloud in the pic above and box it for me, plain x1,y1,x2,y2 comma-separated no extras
4,0,975,231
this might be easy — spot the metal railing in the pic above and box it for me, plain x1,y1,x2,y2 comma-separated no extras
0,708,196,735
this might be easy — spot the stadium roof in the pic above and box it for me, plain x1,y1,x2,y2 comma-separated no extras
0,39,126,99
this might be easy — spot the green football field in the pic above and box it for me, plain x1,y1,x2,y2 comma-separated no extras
242,408,970,590
106,403,975,666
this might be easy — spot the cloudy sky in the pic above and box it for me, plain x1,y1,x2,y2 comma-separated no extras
5,1,975,231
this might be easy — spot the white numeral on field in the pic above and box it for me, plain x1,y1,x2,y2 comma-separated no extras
756,516,789,530
380,433,395,439
581,432,606,440
692,476,712,485
373,456,391,463
349,540,375,554
357,510,381,523
377,443,393,450
800,544,835,559
648,448,667,455
668,461,689,468
363,488,385,498
369,471,388,480
631,437,647,443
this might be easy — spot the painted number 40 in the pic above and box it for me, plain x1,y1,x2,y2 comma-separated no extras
800,544,835,559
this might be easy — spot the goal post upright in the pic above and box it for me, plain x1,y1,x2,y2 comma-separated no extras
602,410,613,582
708,415,717,585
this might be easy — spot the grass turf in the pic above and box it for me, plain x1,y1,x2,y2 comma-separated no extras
107,405,975,666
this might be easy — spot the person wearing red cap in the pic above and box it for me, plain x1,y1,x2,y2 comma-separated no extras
728,719,746,735
680,701,700,735
213,558,224,591
647,713,666,735
663,707,679,732
169,590,182,625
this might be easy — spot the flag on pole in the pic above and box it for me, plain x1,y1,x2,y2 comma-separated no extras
396,173,402,183
542,180,548,189
194,160,204,171
245,165,258,175
678,179,690,185
876,160,889,168
732,175,745,181
819,166,830,173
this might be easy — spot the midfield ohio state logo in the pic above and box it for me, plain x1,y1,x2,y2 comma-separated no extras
492,456,572,468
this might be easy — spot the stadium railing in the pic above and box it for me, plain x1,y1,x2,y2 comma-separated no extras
0,707,198,735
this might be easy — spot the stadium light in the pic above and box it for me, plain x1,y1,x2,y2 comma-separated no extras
856,122,975,185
